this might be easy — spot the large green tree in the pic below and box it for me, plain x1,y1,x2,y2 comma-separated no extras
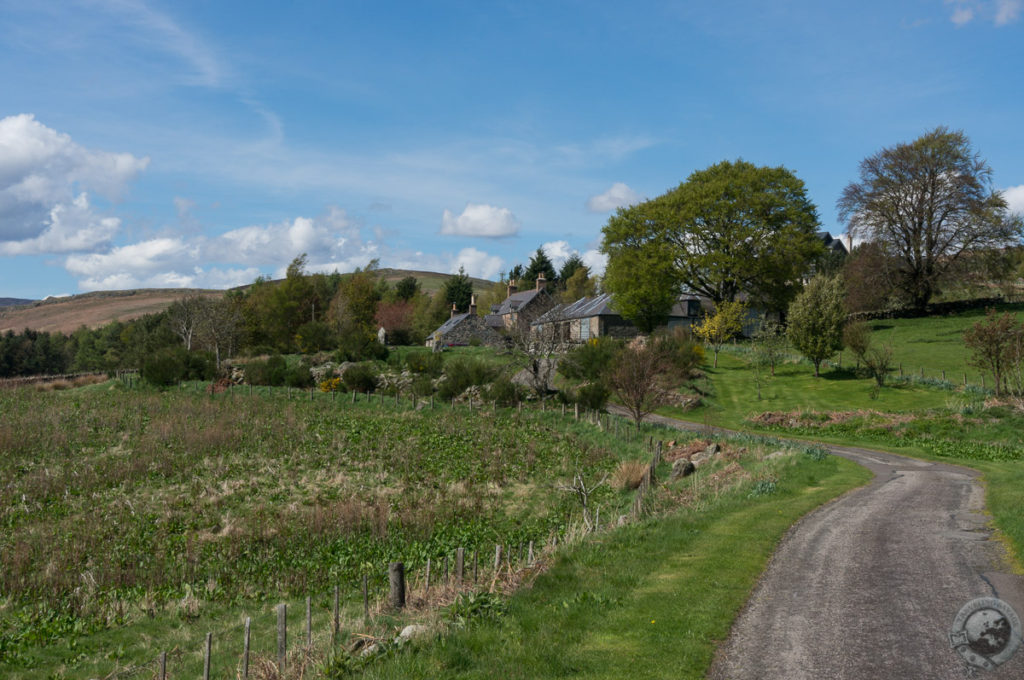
442,266,474,312
838,127,1023,310
602,159,825,319
522,247,557,290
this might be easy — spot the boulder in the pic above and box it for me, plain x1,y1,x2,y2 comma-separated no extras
705,442,721,456
670,459,696,480
766,450,789,460
691,451,712,467
395,624,431,645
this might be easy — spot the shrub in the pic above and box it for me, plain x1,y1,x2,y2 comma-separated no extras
142,347,188,386
437,356,499,400
319,377,344,393
611,460,649,491
562,382,610,410
485,376,525,406
342,363,379,393
284,361,314,388
652,327,705,377
405,350,444,377
558,337,623,381
245,355,288,386
410,374,435,397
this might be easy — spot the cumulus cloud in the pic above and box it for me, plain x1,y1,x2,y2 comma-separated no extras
440,203,520,238
946,0,1021,25
540,240,574,270
586,182,642,213
1004,184,1024,215
451,247,504,280
581,249,608,277
0,113,148,253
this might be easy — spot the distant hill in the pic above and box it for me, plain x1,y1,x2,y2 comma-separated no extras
0,297,35,308
0,269,496,334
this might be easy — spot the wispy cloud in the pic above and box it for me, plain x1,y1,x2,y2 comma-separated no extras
586,182,642,213
945,0,1021,26
85,0,227,87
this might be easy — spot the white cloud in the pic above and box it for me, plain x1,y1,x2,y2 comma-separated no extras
995,0,1023,24
0,113,148,253
586,182,642,213
1004,184,1024,215
945,0,1021,25
440,203,520,238
581,249,608,277
451,247,504,280
209,207,359,266
541,240,574,270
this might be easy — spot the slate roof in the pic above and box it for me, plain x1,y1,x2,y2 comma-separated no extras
532,293,704,327
816,231,848,254
432,312,472,336
493,288,546,315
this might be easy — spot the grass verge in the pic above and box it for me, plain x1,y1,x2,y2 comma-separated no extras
355,453,871,679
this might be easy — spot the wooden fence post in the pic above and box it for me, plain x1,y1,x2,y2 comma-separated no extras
964,372,968,386
493,544,502,572
942,369,946,381
574,403,579,420
277,604,287,675
425,557,431,591
243,617,251,680
333,586,340,644
204,632,212,680
362,574,369,622
443,555,449,583
306,596,312,647
473,549,479,582
527,540,535,565
389,562,406,609
456,547,465,583
159,651,167,680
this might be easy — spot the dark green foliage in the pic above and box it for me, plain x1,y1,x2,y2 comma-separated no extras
485,376,526,406
284,361,314,388
442,266,474,312
295,321,336,353
446,591,508,628
245,355,288,386
558,337,624,381
522,247,558,290
141,347,187,386
563,382,611,411
395,276,420,301
342,363,380,393
336,330,388,362
405,350,444,377
437,357,499,400
651,327,705,377
558,253,586,287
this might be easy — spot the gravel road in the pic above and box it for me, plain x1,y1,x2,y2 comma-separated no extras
621,410,1024,678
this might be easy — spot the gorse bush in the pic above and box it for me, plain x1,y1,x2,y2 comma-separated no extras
562,382,611,411
558,337,623,381
405,350,444,377
342,362,380,393
437,356,499,400
245,355,288,386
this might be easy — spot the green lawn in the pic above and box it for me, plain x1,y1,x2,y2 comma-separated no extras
667,352,954,431
864,301,1024,385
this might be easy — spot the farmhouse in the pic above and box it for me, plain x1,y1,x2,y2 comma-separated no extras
484,275,556,331
425,296,503,349
531,292,707,343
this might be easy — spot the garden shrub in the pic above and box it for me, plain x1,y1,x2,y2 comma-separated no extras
485,376,525,406
343,362,380,393
142,347,188,387
245,355,288,386
405,350,444,377
437,356,499,400
558,337,623,381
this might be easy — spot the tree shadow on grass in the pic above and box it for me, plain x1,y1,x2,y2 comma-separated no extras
820,368,862,381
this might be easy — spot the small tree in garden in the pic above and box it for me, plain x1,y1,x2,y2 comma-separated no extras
693,301,747,368
843,320,893,395
964,309,1024,397
787,275,846,377
752,320,787,376
607,341,670,429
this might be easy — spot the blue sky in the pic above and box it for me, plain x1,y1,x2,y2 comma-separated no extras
1,0,1022,299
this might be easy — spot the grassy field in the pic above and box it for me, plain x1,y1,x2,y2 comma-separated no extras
358,450,870,679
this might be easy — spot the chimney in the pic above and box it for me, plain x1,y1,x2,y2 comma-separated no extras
450,303,457,319
469,294,477,317
536,273,547,291
507,279,517,298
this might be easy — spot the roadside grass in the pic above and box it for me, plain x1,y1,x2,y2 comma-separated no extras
358,453,871,679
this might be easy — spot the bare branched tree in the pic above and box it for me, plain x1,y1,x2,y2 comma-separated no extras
607,340,671,429
508,313,565,400
557,467,608,532
167,293,208,351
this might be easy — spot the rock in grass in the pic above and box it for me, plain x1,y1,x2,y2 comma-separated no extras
395,624,431,645
670,459,696,480
705,442,721,456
